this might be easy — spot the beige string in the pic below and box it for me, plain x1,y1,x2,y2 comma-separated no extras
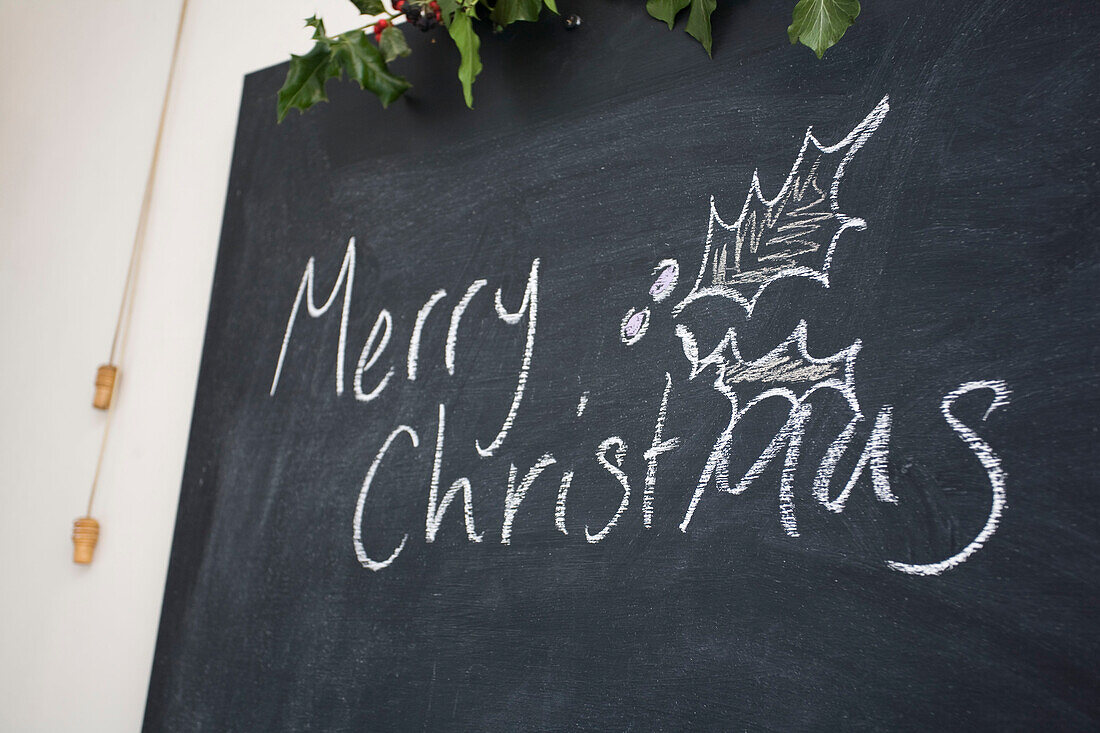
86,0,190,517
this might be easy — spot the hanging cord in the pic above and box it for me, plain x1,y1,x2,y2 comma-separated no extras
85,0,190,517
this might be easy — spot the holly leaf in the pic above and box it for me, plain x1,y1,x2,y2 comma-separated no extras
491,0,542,26
277,42,338,122
349,0,386,15
331,30,411,107
379,25,411,62
304,15,327,40
646,0,689,30
685,0,716,56
788,0,860,59
447,11,482,108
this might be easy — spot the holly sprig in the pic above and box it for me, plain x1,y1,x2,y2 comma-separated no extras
276,12,410,121
277,0,860,120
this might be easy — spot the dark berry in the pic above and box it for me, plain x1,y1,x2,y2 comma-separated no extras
564,14,582,29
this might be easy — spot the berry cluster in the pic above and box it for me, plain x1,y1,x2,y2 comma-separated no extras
393,0,443,31
373,17,392,41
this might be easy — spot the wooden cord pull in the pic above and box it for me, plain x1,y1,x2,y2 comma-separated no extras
72,517,100,564
93,364,118,410
77,0,190,564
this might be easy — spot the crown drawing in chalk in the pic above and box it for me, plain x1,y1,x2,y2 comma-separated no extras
675,96,890,316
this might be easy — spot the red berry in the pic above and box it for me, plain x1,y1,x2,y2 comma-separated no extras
434,9,442,20
394,0,405,8
429,1,439,9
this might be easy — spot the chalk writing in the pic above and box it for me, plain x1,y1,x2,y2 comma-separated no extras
271,95,1010,576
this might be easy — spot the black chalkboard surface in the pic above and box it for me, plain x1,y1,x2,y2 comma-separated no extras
144,1,1100,729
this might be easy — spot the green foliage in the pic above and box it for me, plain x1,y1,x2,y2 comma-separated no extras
491,0,542,25
349,0,387,15
685,0,717,57
447,0,554,108
788,0,860,58
447,10,483,108
305,15,327,40
379,25,412,62
277,19,411,121
646,0,714,56
437,0,460,21
279,0,865,118
277,44,339,122
333,30,412,106
646,0,690,30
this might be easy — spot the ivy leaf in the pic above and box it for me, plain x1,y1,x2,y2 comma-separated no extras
437,0,460,23
379,25,411,62
331,30,411,107
788,0,860,59
277,42,339,122
349,0,386,15
685,0,716,56
491,0,542,26
646,0,689,30
304,15,327,40
447,11,482,108
543,0,558,14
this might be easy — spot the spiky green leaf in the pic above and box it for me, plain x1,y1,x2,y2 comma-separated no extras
788,0,860,58
304,15,327,40
379,25,411,62
447,11,482,108
331,30,411,107
276,42,339,122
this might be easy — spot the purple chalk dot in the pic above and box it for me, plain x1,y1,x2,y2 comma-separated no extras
649,262,678,300
624,310,648,339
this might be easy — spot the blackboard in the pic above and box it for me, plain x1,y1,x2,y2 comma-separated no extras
144,0,1100,729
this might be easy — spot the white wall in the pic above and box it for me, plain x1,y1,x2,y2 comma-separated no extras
0,1,375,729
